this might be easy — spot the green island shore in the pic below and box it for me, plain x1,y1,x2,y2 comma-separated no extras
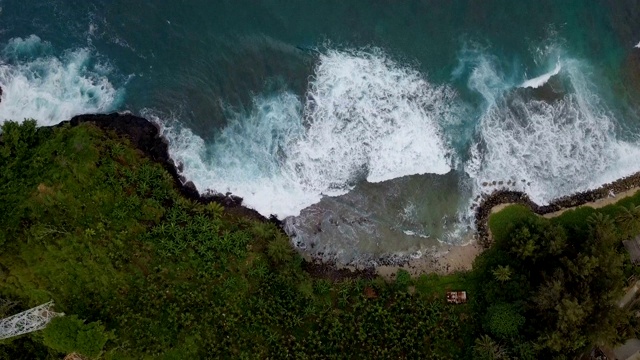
2,117,640,359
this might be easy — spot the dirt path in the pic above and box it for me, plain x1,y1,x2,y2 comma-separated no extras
543,187,640,218
489,187,640,218
618,280,640,308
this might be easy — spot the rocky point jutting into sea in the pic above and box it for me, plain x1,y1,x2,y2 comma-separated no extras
3,3,640,358
19,110,640,277
2,2,640,271
0,6,640,266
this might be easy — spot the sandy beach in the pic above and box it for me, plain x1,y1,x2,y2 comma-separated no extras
542,187,640,218
376,241,482,280
375,186,640,281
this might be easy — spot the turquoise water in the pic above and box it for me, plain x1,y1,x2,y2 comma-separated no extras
2,1,640,264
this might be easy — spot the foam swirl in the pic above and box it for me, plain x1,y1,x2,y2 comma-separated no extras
158,48,456,218
0,35,120,126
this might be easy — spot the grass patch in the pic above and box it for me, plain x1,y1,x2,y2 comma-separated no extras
488,204,537,243
415,271,470,297
551,190,640,231
489,191,640,242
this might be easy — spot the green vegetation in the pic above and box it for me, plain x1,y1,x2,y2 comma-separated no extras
486,204,537,242
0,121,473,359
472,200,640,358
3,119,639,359
42,316,112,358
415,272,469,297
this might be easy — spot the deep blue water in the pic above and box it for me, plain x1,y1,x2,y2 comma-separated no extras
2,1,640,263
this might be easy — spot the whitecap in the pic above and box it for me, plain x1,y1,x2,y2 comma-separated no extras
468,56,640,207
2,35,52,60
520,62,562,88
0,35,121,126
300,49,454,184
156,48,457,218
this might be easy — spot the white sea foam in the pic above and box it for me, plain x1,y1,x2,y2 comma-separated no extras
149,93,317,218
520,62,561,88
468,56,640,206
402,230,430,238
160,43,640,257
0,35,120,126
158,48,456,218
2,35,51,59
299,49,454,184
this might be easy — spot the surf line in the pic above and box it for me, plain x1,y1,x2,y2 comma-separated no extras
520,62,562,89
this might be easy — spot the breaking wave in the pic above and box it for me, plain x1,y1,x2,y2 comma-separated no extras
0,35,121,126
5,33,640,259
520,62,561,88
466,54,640,208
158,48,458,218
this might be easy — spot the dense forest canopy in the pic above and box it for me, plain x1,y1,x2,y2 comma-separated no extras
0,120,639,359
474,204,640,359
0,121,472,359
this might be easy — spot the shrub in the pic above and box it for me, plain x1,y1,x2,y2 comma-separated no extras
42,316,112,358
395,269,412,290
267,235,294,265
485,303,525,340
0,122,474,358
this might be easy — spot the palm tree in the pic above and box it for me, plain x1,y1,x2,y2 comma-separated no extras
511,225,539,260
616,204,640,237
252,222,275,240
474,335,509,360
492,265,513,283
205,202,225,219
587,213,615,241
267,234,293,264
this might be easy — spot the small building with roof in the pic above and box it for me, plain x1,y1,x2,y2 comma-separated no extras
446,291,467,304
623,237,640,265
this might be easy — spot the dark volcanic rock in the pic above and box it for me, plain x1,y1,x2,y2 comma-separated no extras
58,112,271,223
68,113,168,163
183,180,197,193
475,172,640,248
42,112,342,278
33,112,640,277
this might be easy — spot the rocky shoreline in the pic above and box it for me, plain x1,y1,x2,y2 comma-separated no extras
474,175,640,247
18,112,640,277
59,113,272,223
54,113,374,280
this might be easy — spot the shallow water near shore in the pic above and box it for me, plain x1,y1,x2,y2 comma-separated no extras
2,1,640,265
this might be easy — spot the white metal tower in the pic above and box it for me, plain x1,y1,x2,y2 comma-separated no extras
0,301,63,340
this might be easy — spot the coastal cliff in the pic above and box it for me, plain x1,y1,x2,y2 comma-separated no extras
2,109,634,360
52,112,373,279
25,112,640,263
60,113,270,223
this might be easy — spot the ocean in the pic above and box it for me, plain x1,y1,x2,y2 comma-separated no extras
2,0,640,264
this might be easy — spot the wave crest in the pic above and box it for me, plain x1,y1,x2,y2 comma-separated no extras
469,56,640,205
158,48,456,217
0,35,121,126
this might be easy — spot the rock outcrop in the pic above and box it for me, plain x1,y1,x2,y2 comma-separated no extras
30,112,640,270
475,173,640,247
60,112,271,223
